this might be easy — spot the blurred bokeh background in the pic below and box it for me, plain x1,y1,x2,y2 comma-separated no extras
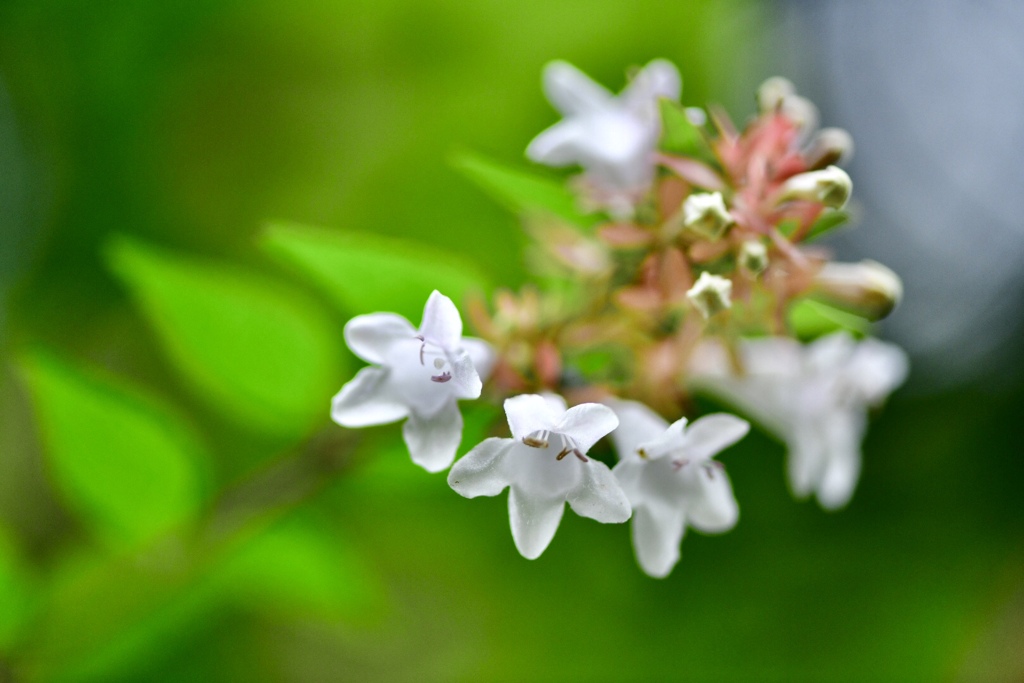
1,0,1022,680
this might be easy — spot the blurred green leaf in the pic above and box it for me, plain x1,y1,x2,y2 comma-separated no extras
451,150,601,228
0,526,34,652
19,351,205,548
788,298,870,340
106,236,341,437
805,210,850,242
214,515,380,621
260,222,489,322
658,99,714,161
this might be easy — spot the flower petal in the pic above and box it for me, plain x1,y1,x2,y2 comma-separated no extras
682,413,750,462
419,290,462,350
611,458,646,505
567,460,631,523
541,60,614,117
508,486,565,560
622,59,681,113
555,403,619,453
331,367,409,427
344,313,416,364
607,399,669,460
448,437,512,498
686,469,739,533
526,121,588,166
504,394,559,441
462,337,496,383
635,417,687,460
448,349,483,400
402,400,463,472
848,338,909,404
817,450,860,511
632,505,686,579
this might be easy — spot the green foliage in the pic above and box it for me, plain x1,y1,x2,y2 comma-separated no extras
0,527,33,652
106,236,341,437
19,351,205,548
658,98,714,161
451,150,601,228
806,209,851,241
788,298,870,340
214,514,380,621
261,222,490,322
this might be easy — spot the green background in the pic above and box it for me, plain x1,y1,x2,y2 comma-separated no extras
0,1,1021,681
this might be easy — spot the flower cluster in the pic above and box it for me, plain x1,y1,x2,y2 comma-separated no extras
331,61,907,578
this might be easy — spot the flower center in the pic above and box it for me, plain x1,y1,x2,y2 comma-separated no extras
415,335,452,383
522,429,589,462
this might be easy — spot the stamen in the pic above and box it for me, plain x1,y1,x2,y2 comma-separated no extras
572,449,589,462
431,372,452,383
433,357,445,370
672,458,690,471
556,448,571,461
415,335,426,365
523,429,550,448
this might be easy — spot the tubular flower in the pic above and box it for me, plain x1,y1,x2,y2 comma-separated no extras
332,290,494,472
609,400,749,578
526,59,681,205
448,394,630,559
690,333,908,510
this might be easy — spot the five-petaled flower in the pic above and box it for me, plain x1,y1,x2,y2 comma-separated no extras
331,290,494,473
690,332,908,510
448,394,631,559
526,59,681,212
609,399,749,578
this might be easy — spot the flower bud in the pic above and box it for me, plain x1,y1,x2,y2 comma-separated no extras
806,127,855,168
757,76,796,112
738,240,769,276
779,165,852,209
682,192,733,240
812,260,903,320
687,271,733,319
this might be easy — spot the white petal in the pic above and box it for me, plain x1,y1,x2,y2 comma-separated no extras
504,394,559,441
402,401,463,472
526,121,588,166
848,338,909,404
817,450,860,511
635,418,688,460
806,332,856,373
686,469,739,533
740,336,804,377
462,337,496,383
541,60,614,116
786,423,829,499
508,487,565,560
555,403,619,453
331,367,409,427
419,290,462,350
344,313,416,364
611,458,647,506
622,59,682,112
448,349,483,400
566,460,631,523
448,438,512,498
606,399,669,460
632,505,686,579
682,414,750,462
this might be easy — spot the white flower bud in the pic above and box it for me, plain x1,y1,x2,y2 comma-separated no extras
806,127,855,167
687,272,733,319
738,241,769,276
813,260,903,320
779,165,852,209
757,76,796,112
682,192,733,240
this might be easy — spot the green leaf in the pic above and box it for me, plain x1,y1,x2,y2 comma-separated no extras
788,298,870,340
0,526,34,652
451,150,600,227
658,99,714,160
214,514,380,621
19,351,205,548
106,236,341,436
260,222,489,322
805,209,850,242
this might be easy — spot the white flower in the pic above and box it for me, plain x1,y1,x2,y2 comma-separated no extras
687,271,733,319
448,394,630,559
526,59,681,198
682,191,734,240
331,290,494,473
608,399,749,578
779,165,852,209
690,333,908,510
